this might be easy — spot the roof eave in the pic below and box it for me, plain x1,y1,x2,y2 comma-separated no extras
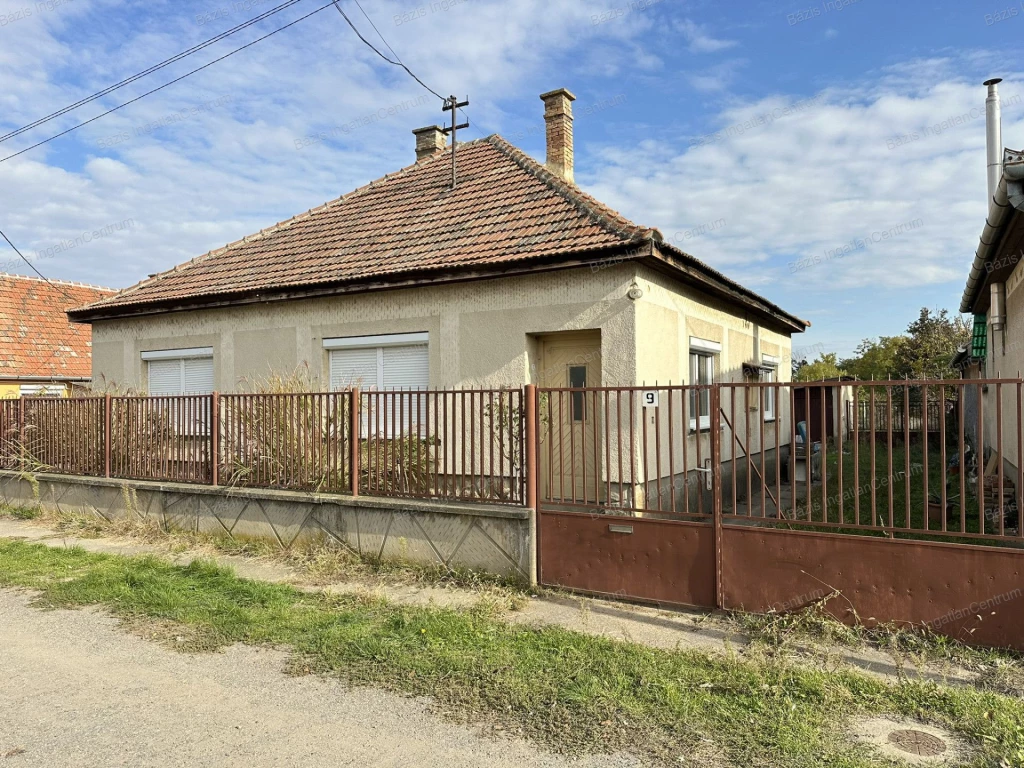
648,244,809,334
961,149,1024,313
68,243,652,324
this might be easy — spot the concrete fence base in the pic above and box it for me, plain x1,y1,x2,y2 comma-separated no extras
0,472,536,584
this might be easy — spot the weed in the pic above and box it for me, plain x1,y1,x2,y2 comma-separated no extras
0,540,1022,766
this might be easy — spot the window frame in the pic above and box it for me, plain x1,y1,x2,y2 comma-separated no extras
323,333,429,391
141,348,214,395
762,356,778,422
688,338,719,432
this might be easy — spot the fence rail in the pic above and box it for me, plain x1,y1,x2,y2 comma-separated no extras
0,388,525,505
1,379,1022,543
362,389,525,504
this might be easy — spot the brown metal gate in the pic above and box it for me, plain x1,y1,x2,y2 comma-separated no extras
534,385,719,608
533,380,1024,650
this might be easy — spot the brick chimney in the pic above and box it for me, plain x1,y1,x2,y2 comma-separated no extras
540,88,576,183
412,125,446,161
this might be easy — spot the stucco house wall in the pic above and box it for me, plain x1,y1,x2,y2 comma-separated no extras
979,256,1024,475
630,265,794,510
90,264,642,393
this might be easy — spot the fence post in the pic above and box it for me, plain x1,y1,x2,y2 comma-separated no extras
524,385,539,585
104,393,111,478
710,384,724,610
210,392,220,486
350,388,360,497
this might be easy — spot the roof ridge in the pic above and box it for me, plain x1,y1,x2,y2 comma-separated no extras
0,272,115,292
484,135,657,244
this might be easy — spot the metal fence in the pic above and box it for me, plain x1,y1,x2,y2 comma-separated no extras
22,397,106,477
532,380,1023,546
538,386,714,518
852,398,945,434
220,392,351,493
0,388,524,505
0,399,22,471
362,389,525,503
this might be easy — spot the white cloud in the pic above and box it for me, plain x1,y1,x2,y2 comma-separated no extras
581,58,1024,299
675,19,738,54
0,0,656,288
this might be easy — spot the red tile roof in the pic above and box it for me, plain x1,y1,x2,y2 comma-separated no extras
71,134,806,331
0,274,115,381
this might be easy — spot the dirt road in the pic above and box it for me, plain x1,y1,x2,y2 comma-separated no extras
0,590,637,768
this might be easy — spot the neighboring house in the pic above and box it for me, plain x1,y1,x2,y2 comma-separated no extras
959,79,1024,479
69,88,808,509
0,274,115,398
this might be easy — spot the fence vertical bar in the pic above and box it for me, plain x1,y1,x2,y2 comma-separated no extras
710,384,724,610
978,383,985,536
211,392,220,486
17,397,24,473
350,388,360,497
104,393,112,478
997,382,1004,536
525,385,539,581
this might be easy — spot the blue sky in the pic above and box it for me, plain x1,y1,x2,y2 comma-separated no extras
1,0,1022,359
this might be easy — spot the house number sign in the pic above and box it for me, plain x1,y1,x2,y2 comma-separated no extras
642,391,659,408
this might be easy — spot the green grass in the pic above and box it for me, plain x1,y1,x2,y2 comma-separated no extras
781,440,1024,545
1,541,1024,767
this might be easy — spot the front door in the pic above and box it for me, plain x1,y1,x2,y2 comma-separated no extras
538,331,603,504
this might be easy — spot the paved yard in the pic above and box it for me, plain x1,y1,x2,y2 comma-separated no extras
0,590,637,768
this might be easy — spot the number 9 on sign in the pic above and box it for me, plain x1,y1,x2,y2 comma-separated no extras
642,391,659,409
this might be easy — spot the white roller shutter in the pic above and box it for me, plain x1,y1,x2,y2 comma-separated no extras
329,348,380,390
147,356,213,395
327,340,428,391
148,359,184,396
183,358,214,394
382,346,429,390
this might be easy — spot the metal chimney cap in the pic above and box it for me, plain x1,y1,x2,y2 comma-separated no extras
984,78,1003,87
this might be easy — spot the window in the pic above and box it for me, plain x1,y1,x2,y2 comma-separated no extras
688,338,720,431
762,357,778,422
324,333,429,390
569,365,587,421
142,348,214,395
20,384,64,397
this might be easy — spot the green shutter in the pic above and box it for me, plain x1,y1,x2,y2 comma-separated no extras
971,314,987,360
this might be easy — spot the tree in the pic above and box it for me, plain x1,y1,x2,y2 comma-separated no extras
794,353,846,382
841,336,907,381
839,309,970,382
896,308,970,379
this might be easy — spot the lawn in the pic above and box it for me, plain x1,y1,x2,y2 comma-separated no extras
1,540,1023,767
781,439,1023,544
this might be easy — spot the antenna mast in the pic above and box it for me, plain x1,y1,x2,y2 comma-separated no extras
442,95,469,188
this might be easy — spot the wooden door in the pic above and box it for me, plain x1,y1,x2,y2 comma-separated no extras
539,332,603,504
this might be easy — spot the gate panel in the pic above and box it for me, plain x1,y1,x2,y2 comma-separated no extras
539,511,717,608
722,525,1024,650
536,384,718,606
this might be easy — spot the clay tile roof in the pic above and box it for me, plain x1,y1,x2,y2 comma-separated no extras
70,134,806,331
0,274,115,380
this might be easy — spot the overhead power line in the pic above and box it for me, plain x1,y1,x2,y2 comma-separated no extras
0,0,308,146
329,0,446,102
0,1,337,164
0,228,91,381
330,0,481,135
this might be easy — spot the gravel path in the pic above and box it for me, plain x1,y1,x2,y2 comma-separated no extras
0,591,639,768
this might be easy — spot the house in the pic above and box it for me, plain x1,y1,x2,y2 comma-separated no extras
0,274,115,398
69,88,808,510
959,78,1024,482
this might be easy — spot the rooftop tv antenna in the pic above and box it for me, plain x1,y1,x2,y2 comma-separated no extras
442,95,469,188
